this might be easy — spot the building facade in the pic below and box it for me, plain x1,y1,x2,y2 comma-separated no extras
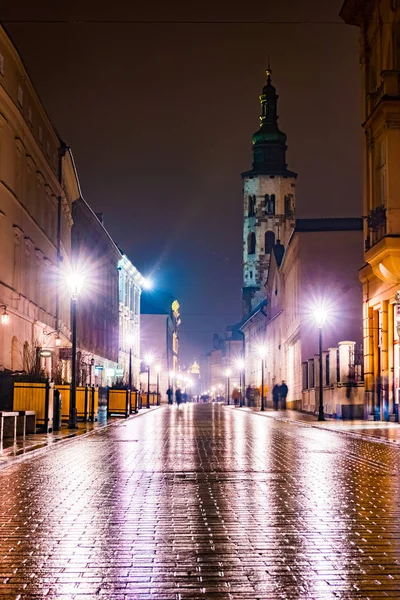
242,220,363,410
140,293,180,400
0,24,78,377
118,251,143,389
341,0,400,419
242,67,297,317
70,201,120,386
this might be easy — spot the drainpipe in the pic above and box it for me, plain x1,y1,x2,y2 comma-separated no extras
56,142,68,332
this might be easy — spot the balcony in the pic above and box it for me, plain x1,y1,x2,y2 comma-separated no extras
365,204,386,251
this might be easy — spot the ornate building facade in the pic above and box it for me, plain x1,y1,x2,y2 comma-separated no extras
0,24,78,375
341,0,400,418
118,251,143,389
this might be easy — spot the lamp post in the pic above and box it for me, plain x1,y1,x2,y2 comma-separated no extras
258,346,267,412
144,354,153,408
155,364,161,405
314,306,328,422
225,369,232,405
236,358,245,407
66,271,84,429
126,333,135,391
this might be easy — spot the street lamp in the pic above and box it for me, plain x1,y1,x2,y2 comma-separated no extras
1,305,10,325
258,346,267,412
313,305,329,422
155,364,161,405
225,369,232,405
66,270,84,429
144,353,153,408
236,358,245,407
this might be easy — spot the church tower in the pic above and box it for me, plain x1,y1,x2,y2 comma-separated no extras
242,67,297,316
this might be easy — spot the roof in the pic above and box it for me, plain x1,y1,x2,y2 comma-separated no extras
239,299,268,330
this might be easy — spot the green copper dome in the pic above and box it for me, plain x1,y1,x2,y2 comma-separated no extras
242,67,296,177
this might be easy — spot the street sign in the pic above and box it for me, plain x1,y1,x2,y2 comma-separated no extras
40,350,52,357
94,365,104,371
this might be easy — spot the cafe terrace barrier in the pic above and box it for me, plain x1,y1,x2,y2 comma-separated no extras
108,389,134,418
140,392,159,408
56,385,98,422
13,381,53,432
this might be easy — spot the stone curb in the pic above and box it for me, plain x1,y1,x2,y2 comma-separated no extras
228,405,400,448
0,405,163,473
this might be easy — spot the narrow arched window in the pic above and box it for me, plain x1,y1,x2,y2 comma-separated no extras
248,195,256,217
248,232,256,255
265,194,275,215
265,231,275,255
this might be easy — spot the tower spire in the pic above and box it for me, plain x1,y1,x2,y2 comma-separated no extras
246,65,295,177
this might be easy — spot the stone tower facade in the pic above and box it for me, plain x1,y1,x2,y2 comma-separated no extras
242,69,297,316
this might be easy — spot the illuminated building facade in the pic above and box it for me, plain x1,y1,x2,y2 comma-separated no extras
0,24,78,375
341,0,400,418
140,293,180,400
118,251,143,389
241,219,363,410
70,202,120,386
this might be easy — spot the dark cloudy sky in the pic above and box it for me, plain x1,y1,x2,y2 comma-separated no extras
3,0,362,365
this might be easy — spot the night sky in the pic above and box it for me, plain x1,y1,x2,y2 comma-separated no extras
3,0,362,364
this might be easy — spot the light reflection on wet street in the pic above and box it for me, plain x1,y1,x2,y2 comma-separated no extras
1,403,400,599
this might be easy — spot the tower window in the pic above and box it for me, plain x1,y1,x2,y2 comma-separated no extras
265,194,275,215
248,195,256,217
284,194,294,216
247,232,256,255
265,231,275,255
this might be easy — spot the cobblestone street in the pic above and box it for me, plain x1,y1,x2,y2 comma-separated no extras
1,404,400,599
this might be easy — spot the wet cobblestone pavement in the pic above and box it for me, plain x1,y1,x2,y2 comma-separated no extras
1,404,400,599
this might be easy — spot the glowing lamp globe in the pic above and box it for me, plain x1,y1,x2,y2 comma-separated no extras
66,272,84,300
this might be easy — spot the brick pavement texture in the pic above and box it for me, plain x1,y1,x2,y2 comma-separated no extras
1,403,400,599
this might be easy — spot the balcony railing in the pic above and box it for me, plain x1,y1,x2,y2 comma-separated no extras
365,204,386,251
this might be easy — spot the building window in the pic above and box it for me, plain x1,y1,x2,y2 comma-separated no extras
248,195,256,217
265,194,275,215
284,194,294,216
28,106,33,126
0,54,4,76
247,232,256,254
265,231,275,254
17,85,23,107
249,271,253,279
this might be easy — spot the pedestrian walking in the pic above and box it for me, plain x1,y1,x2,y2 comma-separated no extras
175,387,182,407
167,387,173,405
272,383,280,411
279,381,288,410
